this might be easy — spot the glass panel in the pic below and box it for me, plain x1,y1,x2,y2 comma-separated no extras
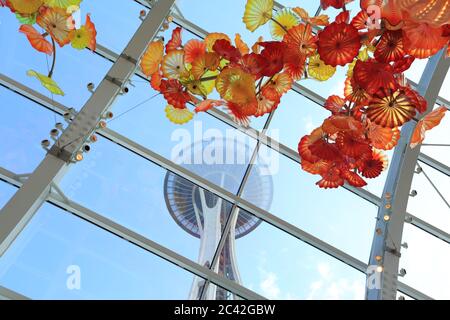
58,136,245,263
0,10,111,110
0,182,17,210
301,66,347,101
404,58,428,84
0,86,64,174
242,148,377,262
438,67,450,102
267,90,329,150
0,202,197,299
407,162,450,233
400,224,450,300
212,217,366,300
83,0,144,53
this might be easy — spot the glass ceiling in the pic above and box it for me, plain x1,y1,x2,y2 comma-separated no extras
0,0,448,300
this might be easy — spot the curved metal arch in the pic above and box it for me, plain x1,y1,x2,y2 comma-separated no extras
366,49,450,300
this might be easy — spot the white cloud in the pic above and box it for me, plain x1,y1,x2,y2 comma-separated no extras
307,262,365,300
259,272,280,299
257,251,298,300
328,79,346,97
317,262,331,279
302,115,315,132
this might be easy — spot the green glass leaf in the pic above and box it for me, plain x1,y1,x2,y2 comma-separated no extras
15,12,37,25
27,70,65,96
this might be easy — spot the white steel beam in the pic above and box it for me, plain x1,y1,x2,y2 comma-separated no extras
0,155,68,256
418,153,450,177
0,285,29,300
366,49,450,300
406,214,450,244
0,0,176,257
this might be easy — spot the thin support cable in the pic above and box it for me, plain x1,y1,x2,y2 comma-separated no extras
417,164,450,209
421,144,450,147
107,92,161,124
199,110,275,300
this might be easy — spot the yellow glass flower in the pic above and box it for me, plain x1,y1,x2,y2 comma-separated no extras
140,40,164,77
44,0,81,9
243,0,274,32
308,54,336,81
270,8,299,40
37,7,74,47
162,50,187,80
165,105,194,125
235,33,249,55
181,73,216,99
184,80,208,98
71,26,89,50
8,0,43,14
347,47,369,77
204,33,231,52
292,7,329,26
200,70,219,95
190,52,220,79
216,67,256,105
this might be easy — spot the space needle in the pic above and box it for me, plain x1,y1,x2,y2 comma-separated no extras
164,138,273,300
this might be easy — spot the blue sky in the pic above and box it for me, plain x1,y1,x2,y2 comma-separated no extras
0,0,448,300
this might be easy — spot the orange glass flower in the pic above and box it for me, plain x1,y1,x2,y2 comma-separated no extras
374,30,405,62
402,19,448,58
166,27,182,53
358,150,387,178
395,0,450,27
316,167,345,189
317,22,361,67
341,170,367,187
19,24,53,55
37,7,74,47
367,123,401,150
184,39,206,64
215,67,256,105
366,88,417,127
140,40,164,77
261,72,293,100
283,23,317,57
160,79,191,109
335,132,372,157
353,60,397,94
